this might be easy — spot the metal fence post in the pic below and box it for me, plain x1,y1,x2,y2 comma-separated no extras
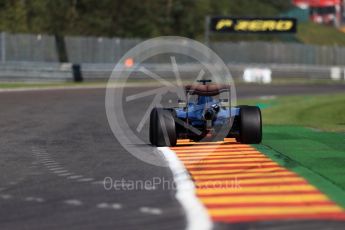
1,32,6,62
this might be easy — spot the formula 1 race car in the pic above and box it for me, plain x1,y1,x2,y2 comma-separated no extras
149,80,262,147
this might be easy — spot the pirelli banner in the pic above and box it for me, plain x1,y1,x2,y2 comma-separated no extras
210,17,297,33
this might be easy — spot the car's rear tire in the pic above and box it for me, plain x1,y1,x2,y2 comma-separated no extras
149,108,177,147
238,106,262,144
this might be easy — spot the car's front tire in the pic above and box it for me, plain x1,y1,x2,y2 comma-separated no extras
149,108,177,147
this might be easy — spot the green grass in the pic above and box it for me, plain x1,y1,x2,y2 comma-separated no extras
238,93,345,132
297,22,345,46
0,81,107,89
255,126,345,208
242,93,345,207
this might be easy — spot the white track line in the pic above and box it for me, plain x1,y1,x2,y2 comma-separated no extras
97,202,122,210
158,147,212,230
64,199,83,206
139,206,162,215
25,197,45,203
0,194,12,200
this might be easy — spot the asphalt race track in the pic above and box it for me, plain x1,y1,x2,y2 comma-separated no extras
0,83,345,230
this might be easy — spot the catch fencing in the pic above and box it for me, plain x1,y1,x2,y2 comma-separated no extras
1,32,345,66
1,62,344,83
0,32,345,82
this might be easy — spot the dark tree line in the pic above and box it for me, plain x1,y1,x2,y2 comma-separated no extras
0,0,291,38
0,0,291,62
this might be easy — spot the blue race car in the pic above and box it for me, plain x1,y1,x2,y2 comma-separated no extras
149,80,262,147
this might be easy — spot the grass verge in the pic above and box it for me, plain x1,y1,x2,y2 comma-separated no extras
240,93,345,207
254,126,345,208
297,22,345,46
0,82,106,89
238,93,345,132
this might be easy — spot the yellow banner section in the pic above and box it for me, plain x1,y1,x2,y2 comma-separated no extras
208,206,342,216
210,17,297,33
200,194,329,204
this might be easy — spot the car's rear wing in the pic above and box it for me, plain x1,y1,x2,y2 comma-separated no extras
184,84,230,96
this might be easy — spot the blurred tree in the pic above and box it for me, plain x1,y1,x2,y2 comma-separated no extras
35,0,76,62
0,0,293,40
0,0,30,32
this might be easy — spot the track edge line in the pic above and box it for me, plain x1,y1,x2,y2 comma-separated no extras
158,147,213,230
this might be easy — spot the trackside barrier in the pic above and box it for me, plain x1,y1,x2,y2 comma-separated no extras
0,62,344,82
0,62,72,82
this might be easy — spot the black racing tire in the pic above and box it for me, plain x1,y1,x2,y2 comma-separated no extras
238,105,262,144
149,108,177,147
149,108,159,145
